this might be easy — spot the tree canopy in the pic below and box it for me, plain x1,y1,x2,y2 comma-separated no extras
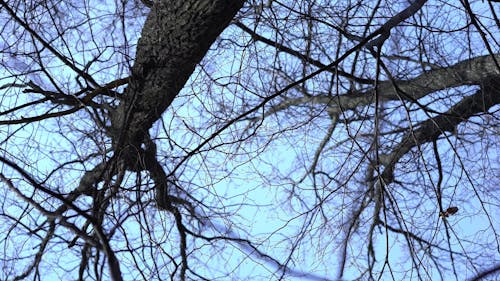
0,0,499,280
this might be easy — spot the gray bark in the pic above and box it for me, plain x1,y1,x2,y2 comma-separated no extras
78,1,245,279
110,0,245,149
265,54,500,117
99,0,245,204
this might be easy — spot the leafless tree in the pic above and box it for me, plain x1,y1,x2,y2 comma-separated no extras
0,0,498,280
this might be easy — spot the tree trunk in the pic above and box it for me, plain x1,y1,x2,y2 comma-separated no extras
110,0,245,157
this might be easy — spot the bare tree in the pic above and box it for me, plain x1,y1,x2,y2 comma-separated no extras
0,0,498,280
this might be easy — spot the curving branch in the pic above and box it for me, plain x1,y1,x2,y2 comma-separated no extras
379,76,500,183
262,54,500,118
469,263,500,281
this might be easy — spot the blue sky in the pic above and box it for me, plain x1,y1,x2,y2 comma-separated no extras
0,0,499,280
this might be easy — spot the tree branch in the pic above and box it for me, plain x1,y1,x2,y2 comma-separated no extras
379,76,500,183
261,54,500,117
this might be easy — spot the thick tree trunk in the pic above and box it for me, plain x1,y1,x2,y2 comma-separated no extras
109,0,245,153
94,1,245,279
102,0,245,204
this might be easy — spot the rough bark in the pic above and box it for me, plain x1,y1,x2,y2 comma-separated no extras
87,0,245,203
379,75,500,184
265,54,500,117
75,1,245,279
110,0,245,149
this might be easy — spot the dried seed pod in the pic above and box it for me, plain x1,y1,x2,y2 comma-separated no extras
440,206,459,218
